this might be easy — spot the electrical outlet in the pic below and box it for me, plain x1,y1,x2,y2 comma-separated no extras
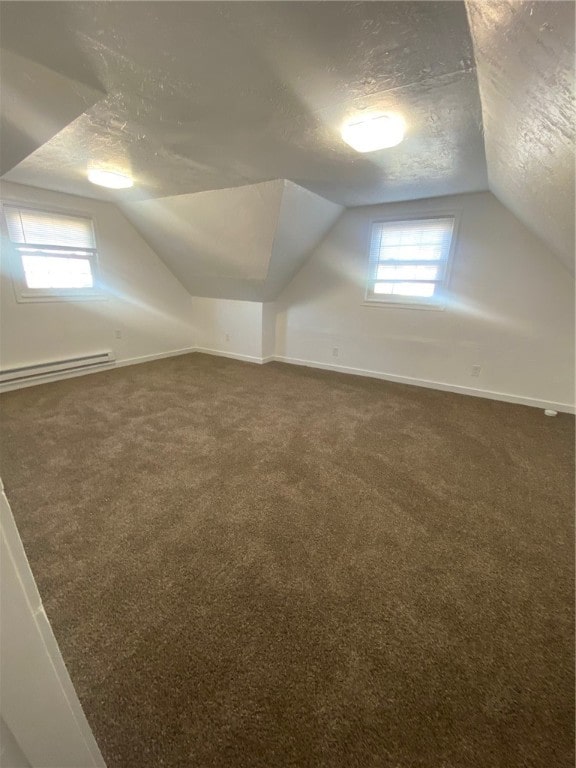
471,365,481,377
332,347,339,358
225,333,230,342
114,330,122,339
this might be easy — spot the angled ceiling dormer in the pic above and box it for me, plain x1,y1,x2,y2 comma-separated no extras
466,0,575,272
121,180,343,302
1,1,487,205
0,1,573,281
0,48,104,176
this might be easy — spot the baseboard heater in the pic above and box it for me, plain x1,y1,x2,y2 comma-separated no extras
0,352,115,385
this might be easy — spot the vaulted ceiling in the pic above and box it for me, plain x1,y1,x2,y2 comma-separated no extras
466,0,574,273
0,0,574,293
0,1,488,206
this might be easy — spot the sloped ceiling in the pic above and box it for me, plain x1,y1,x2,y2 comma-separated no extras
0,1,573,296
466,0,575,272
121,181,343,302
0,49,103,176
263,181,345,301
0,1,487,205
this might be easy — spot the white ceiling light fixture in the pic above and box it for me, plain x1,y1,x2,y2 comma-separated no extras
87,169,133,189
341,113,405,153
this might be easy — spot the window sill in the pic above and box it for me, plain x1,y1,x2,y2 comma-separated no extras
16,292,107,304
362,300,446,311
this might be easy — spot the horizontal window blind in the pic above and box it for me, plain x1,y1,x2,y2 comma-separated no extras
4,206,96,249
367,216,455,304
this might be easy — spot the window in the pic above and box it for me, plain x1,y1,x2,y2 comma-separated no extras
365,216,456,308
2,204,101,301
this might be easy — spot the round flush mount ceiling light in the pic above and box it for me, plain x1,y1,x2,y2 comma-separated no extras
341,113,405,153
87,169,133,189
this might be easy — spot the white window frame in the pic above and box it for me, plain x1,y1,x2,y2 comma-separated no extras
363,211,460,311
1,201,105,303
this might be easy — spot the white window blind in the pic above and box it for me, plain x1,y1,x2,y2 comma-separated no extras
366,216,455,306
2,205,99,297
4,207,96,249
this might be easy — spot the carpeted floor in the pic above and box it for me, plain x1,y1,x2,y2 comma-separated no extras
0,353,573,768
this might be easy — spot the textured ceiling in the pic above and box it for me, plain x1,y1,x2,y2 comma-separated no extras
0,49,103,176
466,0,575,272
0,0,573,294
121,181,343,302
0,1,488,206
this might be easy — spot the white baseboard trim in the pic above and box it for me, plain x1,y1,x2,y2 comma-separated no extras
114,346,196,369
3,347,573,414
271,355,576,414
195,347,268,365
0,346,196,392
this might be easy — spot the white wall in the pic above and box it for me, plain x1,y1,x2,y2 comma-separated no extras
0,181,196,371
192,297,264,361
187,298,279,362
1,717,31,767
121,180,342,303
274,192,575,410
262,302,277,360
3,184,573,411
121,181,284,300
1,482,105,767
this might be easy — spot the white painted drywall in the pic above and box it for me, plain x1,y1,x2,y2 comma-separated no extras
1,717,31,768
274,192,575,409
121,181,284,298
1,482,105,767
122,180,342,302
262,302,277,360
0,181,196,371
192,297,265,361
262,181,343,301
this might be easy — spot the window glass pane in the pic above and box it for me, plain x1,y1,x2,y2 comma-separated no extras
373,282,436,298
22,255,94,289
373,283,394,294
377,264,439,281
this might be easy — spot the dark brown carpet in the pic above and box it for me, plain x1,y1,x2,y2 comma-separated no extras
0,353,574,768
